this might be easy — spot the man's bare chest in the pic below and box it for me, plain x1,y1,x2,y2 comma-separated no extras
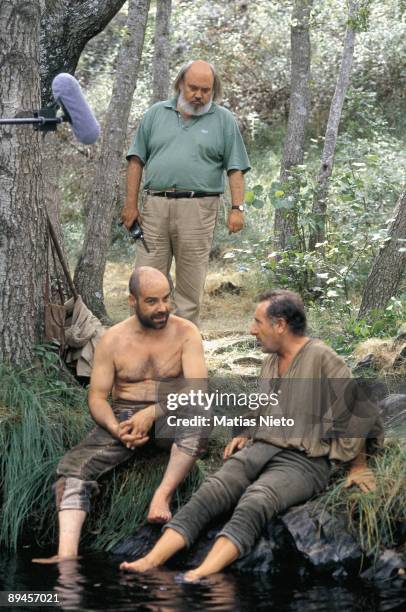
115,343,183,383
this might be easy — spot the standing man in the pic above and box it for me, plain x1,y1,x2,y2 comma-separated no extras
33,267,208,563
120,289,383,579
121,60,250,325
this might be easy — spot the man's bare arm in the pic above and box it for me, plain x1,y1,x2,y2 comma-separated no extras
227,169,245,233
181,325,208,379
88,335,120,439
121,156,144,229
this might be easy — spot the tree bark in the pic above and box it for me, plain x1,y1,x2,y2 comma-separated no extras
274,0,312,252
0,0,47,364
308,0,358,250
73,0,150,319
151,0,172,104
358,189,406,319
40,0,127,105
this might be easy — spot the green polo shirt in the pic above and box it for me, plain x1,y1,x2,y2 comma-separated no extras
127,97,250,192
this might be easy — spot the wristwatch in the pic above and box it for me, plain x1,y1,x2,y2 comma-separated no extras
231,205,244,212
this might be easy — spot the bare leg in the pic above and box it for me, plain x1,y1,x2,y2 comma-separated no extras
184,536,239,582
147,444,196,523
120,527,186,572
32,510,86,564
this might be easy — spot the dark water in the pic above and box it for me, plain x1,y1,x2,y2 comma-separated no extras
1,546,405,612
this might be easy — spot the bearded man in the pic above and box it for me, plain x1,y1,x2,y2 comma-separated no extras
33,267,208,563
121,60,250,326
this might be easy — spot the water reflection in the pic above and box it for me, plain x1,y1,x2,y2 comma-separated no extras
55,559,85,610
0,547,405,611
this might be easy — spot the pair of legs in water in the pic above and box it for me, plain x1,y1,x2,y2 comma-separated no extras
33,402,201,563
120,442,330,581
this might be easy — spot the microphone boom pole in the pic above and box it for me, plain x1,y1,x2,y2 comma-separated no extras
0,106,68,133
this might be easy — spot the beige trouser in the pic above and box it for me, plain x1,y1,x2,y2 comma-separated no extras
135,194,219,325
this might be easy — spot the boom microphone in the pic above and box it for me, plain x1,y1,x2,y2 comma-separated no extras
52,73,100,144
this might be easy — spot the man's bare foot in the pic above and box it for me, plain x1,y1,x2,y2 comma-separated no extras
147,489,172,523
32,555,79,564
183,569,205,583
120,556,159,573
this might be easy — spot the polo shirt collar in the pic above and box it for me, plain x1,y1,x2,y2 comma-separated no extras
164,96,216,115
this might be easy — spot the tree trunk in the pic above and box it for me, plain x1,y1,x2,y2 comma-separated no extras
73,0,150,319
40,0,127,105
151,0,172,104
0,0,47,364
358,189,406,319
273,0,312,252
308,0,358,250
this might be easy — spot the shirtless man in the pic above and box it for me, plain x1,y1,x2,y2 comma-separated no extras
33,266,207,563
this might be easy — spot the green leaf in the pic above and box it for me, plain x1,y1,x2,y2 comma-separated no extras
251,198,265,209
253,184,264,196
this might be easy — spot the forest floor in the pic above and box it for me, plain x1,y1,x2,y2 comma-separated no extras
103,261,406,380
103,261,262,376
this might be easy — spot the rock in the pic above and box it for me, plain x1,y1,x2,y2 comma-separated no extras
393,344,406,368
205,272,243,295
361,549,406,587
353,338,399,372
233,356,263,366
213,338,257,354
112,500,364,576
280,500,362,571
354,353,375,371
379,394,406,430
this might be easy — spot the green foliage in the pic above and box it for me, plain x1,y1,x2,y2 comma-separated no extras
0,352,89,549
0,354,204,551
318,441,406,557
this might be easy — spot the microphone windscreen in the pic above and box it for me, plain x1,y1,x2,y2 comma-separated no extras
52,73,100,145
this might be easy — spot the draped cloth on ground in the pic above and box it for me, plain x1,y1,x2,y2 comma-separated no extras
64,296,105,377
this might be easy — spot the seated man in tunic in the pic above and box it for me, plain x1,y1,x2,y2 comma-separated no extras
33,266,208,563
120,289,383,580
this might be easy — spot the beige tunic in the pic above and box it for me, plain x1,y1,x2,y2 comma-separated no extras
253,339,384,462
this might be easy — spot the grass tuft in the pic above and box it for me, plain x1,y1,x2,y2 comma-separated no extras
318,441,406,557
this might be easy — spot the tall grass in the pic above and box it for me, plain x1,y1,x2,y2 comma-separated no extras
0,354,205,551
318,441,406,557
0,356,90,549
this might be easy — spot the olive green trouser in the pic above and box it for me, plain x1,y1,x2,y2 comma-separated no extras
55,401,203,513
165,441,330,558
135,194,219,325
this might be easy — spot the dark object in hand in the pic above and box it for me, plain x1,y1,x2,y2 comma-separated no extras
128,220,150,253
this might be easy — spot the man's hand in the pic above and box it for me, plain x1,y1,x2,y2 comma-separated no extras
121,202,140,230
344,466,377,493
223,436,249,459
227,209,244,233
119,406,155,450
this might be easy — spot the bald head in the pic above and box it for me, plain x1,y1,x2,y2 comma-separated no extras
173,60,223,102
129,266,169,299
186,60,214,84
129,267,171,329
